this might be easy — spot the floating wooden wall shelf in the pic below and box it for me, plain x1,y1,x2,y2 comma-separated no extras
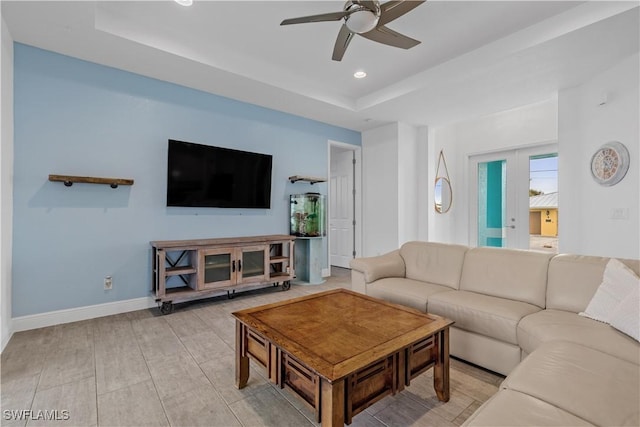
288,175,327,185
49,174,134,189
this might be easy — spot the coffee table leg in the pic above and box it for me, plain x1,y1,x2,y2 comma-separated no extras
434,328,450,402
321,379,345,427
236,321,249,389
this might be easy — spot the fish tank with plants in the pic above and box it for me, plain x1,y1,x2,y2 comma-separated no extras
290,193,326,237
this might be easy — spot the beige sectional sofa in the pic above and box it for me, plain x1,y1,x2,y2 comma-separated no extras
350,241,640,426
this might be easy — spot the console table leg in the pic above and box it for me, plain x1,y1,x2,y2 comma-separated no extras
236,321,249,388
434,328,450,402
321,379,345,427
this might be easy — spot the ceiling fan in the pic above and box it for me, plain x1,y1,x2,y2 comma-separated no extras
281,0,425,61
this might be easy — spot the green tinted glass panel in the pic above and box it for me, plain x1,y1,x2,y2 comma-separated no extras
242,250,264,278
478,160,506,248
204,253,231,283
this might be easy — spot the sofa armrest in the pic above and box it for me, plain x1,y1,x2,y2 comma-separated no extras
350,250,406,284
350,270,368,295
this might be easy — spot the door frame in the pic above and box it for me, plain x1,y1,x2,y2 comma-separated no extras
468,142,558,249
327,140,362,275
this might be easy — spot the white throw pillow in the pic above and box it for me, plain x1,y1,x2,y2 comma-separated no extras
579,259,639,324
609,285,640,342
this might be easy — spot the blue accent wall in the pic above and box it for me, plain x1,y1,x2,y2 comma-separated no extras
12,44,360,317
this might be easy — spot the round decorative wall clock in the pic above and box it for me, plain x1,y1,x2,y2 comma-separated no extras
590,141,630,186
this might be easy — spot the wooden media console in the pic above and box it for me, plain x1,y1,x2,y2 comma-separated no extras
151,234,295,314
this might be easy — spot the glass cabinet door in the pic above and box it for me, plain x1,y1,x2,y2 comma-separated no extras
237,246,268,284
200,248,234,289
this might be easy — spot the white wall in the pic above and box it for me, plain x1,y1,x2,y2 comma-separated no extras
1,15,14,351
398,122,419,245
362,123,399,256
416,126,430,242
430,100,558,245
362,122,426,256
558,53,639,259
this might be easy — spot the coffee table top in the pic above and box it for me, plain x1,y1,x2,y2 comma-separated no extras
232,289,453,381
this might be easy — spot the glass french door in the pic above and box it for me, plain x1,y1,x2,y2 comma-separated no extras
477,158,511,247
470,144,558,249
471,153,517,248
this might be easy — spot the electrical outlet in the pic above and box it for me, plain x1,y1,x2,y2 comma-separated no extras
104,276,113,290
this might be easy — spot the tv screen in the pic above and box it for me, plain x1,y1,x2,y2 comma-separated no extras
167,140,273,208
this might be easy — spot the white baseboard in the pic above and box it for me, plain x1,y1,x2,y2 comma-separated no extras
322,268,331,277
1,329,12,353
12,297,157,333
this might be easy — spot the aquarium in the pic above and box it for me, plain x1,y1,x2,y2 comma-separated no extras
290,193,326,237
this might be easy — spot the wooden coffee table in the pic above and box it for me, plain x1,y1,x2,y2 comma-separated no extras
232,289,453,426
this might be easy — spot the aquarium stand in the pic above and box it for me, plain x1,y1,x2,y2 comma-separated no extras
294,237,325,285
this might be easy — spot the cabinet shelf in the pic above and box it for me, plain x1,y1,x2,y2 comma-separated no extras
49,174,134,188
166,266,197,276
270,256,289,263
165,286,195,295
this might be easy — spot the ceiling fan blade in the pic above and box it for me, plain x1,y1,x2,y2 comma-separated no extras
360,25,420,49
359,1,379,12
378,0,425,26
332,24,356,61
281,11,349,26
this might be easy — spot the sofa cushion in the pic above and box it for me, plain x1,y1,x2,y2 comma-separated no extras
428,290,541,345
501,341,640,427
547,254,640,313
580,258,639,323
367,278,451,312
450,327,522,376
399,241,468,290
462,389,595,426
459,247,552,308
610,285,640,341
517,309,640,365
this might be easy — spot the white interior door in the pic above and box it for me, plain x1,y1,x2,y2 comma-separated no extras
330,149,354,268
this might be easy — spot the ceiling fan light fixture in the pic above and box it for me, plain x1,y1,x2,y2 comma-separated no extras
345,8,379,34
280,0,424,61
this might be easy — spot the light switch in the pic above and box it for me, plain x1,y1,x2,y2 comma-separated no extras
611,208,629,220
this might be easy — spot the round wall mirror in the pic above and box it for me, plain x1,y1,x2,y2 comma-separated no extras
435,177,452,213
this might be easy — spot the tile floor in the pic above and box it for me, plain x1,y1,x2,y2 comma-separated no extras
1,269,502,426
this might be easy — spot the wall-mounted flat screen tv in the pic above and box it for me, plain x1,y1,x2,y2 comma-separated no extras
167,139,273,208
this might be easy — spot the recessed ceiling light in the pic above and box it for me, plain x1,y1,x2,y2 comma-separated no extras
175,0,193,6
354,71,367,79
